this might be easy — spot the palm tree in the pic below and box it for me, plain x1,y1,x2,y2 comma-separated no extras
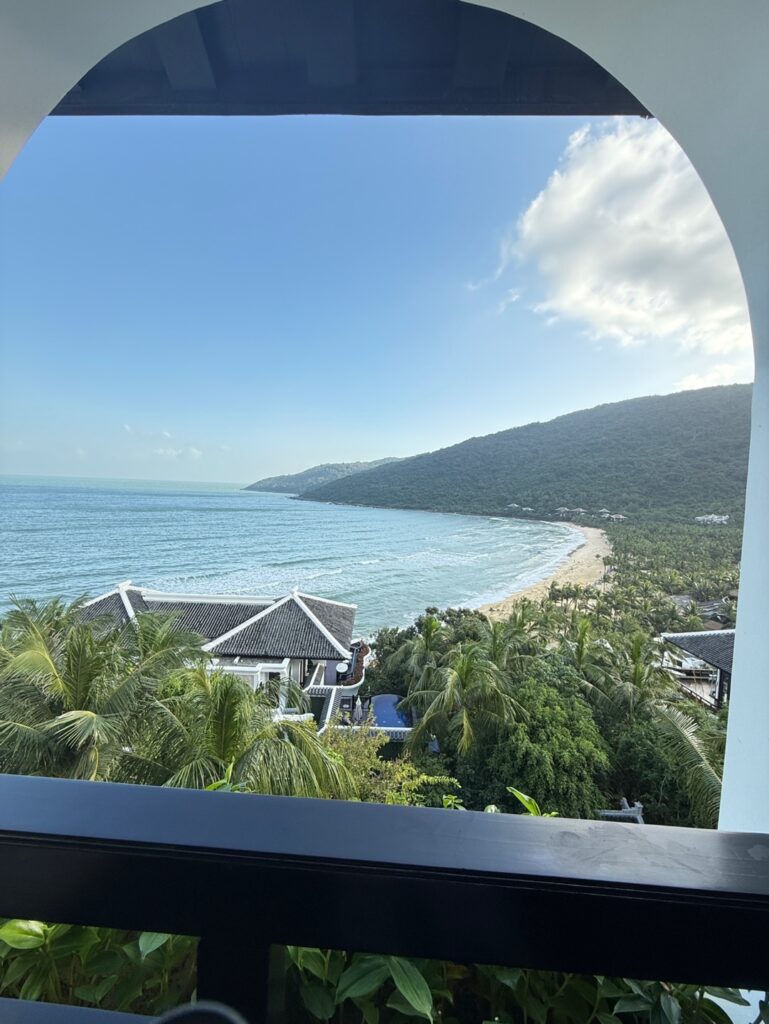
402,642,523,755
568,625,722,825
479,619,515,671
387,614,446,691
0,600,202,780
123,667,355,798
654,704,723,827
559,616,611,691
478,613,538,675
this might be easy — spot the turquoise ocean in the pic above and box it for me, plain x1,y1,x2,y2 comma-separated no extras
0,477,582,636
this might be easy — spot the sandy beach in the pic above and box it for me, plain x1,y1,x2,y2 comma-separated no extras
479,523,612,621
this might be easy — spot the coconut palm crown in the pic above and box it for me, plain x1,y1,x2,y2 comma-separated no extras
0,599,203,781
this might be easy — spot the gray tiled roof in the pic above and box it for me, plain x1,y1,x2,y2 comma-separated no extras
77,585,356,661
210,598,349,660
301,596,356,649
664,629,735,675
124,589,149,614
80,592,130,625
144,600,272,641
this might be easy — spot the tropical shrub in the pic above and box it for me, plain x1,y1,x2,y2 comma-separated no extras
454,667,609,818
0,919,195,1014
283,945,752,1024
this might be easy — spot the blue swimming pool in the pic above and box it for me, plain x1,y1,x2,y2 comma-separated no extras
371,694,411,728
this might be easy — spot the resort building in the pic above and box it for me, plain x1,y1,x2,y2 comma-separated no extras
82,581,370,729
662,628,734,710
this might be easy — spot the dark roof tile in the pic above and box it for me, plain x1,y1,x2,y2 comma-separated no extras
210,598,349,660
145,600,272,640
80,592,130,625
664,630,735,675
301,595,356,649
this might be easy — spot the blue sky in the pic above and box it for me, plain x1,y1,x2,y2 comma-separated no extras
0,114,752,483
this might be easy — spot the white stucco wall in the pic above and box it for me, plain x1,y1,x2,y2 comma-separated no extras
0,0,220,179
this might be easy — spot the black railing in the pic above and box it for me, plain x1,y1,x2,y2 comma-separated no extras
0,774,768,1021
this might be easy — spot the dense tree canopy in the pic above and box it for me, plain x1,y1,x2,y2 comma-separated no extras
299,384,750,523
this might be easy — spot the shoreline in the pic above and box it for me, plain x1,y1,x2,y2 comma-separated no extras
479,523,612,621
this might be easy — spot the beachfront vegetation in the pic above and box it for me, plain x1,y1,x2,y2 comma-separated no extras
299,384,751,523
363,514,735,829
0,501,742,1019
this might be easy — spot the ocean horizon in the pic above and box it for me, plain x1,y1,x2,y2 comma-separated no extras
0,475,582,635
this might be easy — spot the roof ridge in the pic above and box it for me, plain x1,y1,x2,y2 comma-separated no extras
663,629,736,639
117,581,138,620
297,591,358,610
202,593,294,651
81,587,119,608
141,589,276,605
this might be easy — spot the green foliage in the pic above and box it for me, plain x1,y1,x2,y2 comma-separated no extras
0,599,203,780
507,787,557,817
0,920,195,1013
403,641,523,756
321,717,459,806
607,524,742,602
299,385,750,523
284,947,751,1024
455,667,609,819
121,665,354,798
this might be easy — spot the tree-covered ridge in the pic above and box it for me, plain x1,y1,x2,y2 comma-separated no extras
300,385,751,522
245,458,400,494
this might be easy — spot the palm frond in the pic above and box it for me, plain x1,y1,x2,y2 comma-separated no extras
655,704,722,827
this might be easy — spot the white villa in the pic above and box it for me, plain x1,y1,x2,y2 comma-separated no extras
82,581,370,731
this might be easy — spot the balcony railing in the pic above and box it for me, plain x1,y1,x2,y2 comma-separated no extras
0,774,767,1022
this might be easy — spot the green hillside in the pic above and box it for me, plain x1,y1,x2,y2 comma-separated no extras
245,458,399,494
299,385,751,523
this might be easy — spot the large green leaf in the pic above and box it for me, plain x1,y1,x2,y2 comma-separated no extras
658,992,682,1024
704,988,750,1006
388,957,434,1021
699,999,741,1024
0,951,38,990
0,920,46,950
74,975,118,1005
296,947,329,981
138,931,169,959
300,979,336,1021
507,787,542,816
353,996,381,1024
615,995,654,1014
335,956,391,1003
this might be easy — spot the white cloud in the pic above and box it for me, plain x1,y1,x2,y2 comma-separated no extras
497,288,522,314
162,430,173,439
188,447,203,459
676,363,743,391
505,119,753,368
154,447,183,459
123,424,132,433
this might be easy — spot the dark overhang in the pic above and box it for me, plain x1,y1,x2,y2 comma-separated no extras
51,0,648,119
664,629,736,676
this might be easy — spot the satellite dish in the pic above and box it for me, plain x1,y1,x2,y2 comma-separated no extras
336,661,349,674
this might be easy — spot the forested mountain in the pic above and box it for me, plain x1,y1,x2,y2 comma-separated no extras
300,385,751,522
245,458,399,494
